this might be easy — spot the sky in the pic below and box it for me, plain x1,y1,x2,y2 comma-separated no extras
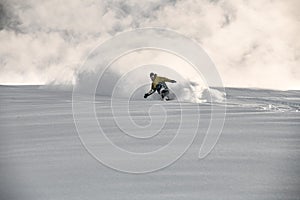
0,0,299,89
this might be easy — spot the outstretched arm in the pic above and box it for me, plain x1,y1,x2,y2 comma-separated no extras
159,77,176,83
144,83,156,98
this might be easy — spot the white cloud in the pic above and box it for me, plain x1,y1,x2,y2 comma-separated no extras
0,0,299,89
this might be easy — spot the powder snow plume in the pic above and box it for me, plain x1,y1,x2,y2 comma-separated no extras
1,0,299,89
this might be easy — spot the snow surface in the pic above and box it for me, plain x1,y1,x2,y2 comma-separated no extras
0,86,299,200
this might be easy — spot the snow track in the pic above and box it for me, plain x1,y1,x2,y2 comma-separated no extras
0,86,299,200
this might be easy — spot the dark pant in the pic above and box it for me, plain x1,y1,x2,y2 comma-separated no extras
160,89,169,98
156,83,169,98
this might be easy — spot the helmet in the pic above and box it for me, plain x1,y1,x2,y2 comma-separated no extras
150,72,155,77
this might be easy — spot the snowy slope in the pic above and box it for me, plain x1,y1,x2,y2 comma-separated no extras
0,86,299,200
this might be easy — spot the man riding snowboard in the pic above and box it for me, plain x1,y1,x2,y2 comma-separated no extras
144,72,176,100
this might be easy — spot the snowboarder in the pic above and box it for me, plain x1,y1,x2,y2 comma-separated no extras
144,72,176,100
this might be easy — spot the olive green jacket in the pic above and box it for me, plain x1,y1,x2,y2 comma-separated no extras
147,74,173,95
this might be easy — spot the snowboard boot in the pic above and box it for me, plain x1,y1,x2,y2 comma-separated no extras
161,89,170,101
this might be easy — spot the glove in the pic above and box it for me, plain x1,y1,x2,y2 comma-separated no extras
144,93,149,98
170,80,176,83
